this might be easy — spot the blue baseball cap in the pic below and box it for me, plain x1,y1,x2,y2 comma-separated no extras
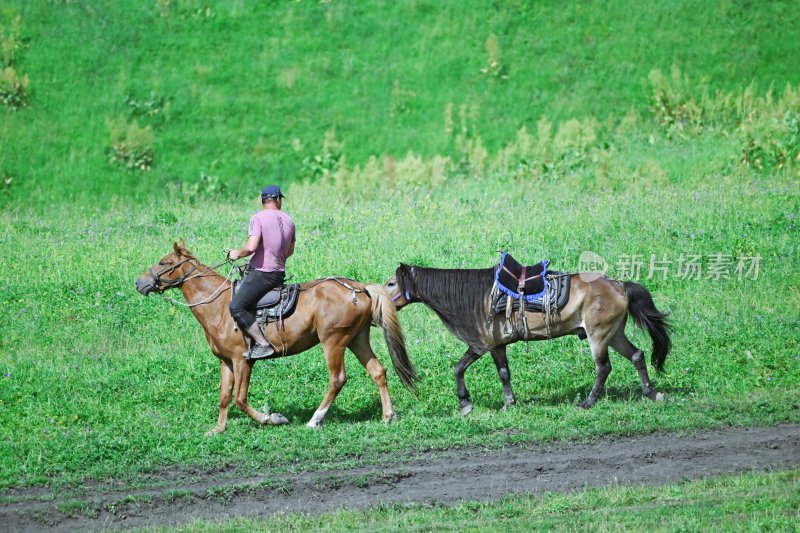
260,185,286,199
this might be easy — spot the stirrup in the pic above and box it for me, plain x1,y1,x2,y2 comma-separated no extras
245,343,275,360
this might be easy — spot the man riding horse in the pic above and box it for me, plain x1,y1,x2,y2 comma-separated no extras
228,185,296,360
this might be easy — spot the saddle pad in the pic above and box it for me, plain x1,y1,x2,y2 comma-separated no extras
495,252,549,300
491,272,571,315
231,280,300,322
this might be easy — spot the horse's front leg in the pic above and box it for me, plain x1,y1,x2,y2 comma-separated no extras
205,360,234,436
454,348,484,416
232,357,273,425
490,346,516,409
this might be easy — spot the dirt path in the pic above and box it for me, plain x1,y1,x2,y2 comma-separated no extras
2,424,799,532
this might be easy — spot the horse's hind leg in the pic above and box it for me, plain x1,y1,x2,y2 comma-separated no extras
307,336,348,428
579,335,612,409
205,360,234,436
348,328,395,422
454,348,485,416
490,346,516,409
610,329,664,402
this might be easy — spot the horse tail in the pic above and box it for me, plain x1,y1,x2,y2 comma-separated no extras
365,284,418,391
624,281,672,372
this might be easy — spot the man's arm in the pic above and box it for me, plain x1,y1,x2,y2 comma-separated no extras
286,233,296,258
229,235,260,261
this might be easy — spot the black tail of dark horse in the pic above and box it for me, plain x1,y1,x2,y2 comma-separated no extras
624,281,672,372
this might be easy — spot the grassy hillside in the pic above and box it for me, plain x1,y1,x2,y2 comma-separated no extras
1,0,799,202
0,0,798,491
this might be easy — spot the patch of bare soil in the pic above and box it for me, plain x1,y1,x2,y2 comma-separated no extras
2,424,798,532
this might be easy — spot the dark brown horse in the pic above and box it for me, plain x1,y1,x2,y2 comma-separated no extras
385,264,671,415
135,240,417,433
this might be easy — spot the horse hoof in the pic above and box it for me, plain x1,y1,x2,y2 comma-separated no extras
269,413,289,425
204,427,224,437
460,403,473,417
383,413,397,424
654,392,665,402
576,400,594,410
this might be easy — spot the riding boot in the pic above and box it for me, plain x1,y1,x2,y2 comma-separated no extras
244,322,275,360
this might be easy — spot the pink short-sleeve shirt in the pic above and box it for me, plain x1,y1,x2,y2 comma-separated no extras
247,210,295,272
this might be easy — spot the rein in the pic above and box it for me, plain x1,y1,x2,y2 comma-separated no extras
156,258,238,308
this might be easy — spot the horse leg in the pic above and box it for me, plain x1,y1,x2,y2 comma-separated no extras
205,360,234,436
490,346,516,409
348,328,395,422
454,348,485,416
232,357,271,425
610,329,664,402
578,335,612,409
307,337,348,428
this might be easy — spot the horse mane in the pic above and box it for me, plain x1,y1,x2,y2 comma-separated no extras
410,266,495,349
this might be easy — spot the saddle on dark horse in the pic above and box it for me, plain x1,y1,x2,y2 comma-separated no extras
490,251,570,321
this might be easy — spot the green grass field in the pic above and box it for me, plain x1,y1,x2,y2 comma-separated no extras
0,1,798,526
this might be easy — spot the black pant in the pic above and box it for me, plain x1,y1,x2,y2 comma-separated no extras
229,270,285,329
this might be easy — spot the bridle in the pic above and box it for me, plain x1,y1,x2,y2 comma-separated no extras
146,257,198,291
147,256,237,308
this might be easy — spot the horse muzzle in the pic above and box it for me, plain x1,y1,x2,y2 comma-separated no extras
135,275,157,296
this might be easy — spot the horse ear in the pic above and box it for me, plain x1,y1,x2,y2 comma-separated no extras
178,238,185,248
398,262,408,272
173,241,180,253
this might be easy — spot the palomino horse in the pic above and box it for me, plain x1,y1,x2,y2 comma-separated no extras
385,264,671,415
135,240,417,433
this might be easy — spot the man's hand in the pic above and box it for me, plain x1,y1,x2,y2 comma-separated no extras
228,249,241,261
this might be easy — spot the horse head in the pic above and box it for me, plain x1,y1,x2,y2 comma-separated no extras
385,263,417,309
135,238,197,296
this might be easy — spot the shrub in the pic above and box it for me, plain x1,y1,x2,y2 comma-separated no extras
0,66,28,109
0,15,23,68
301,129,343,180
106,116,154,171
171,172,227,202
0,170,13,194
491,116,603,182
125,93,171,128
742,110,800,171
648,65,703,137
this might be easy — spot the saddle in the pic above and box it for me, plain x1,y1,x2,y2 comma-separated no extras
231,280,300,324
490,252,571,315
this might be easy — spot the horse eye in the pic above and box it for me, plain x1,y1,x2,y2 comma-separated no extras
388,282,396,287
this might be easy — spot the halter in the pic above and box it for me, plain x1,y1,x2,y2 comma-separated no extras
392,267,416,303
